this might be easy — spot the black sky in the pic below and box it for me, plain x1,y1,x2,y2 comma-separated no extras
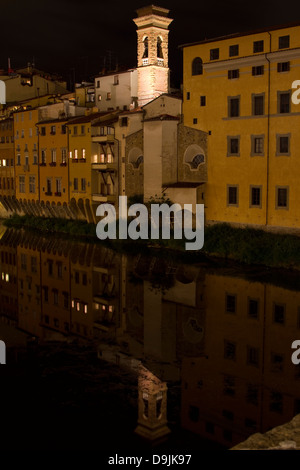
2,0,300,88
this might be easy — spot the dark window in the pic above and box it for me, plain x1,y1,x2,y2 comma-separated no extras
279,92,290,113
74,178,78,191
223,376,235,397
229,138,239,154
271,353,284,373
252,65,264,76
193,118,198,124
279,35,290,49
40,127,46,136
277,187,288,208
226,294,236,313
228,69,239,79
251,187,261,207
200,96,206,106
248,299,259,319
189,405,199,422
186,92,190,100
224,340,236,360
228,186,238,205
61,125,66,134
229,97,240,117
253,137,264,154
210,48,219,60
253,95,264,115
229,44,239,57
273,303,285,324
192,57,203,75
277,61,290,72
120,117,128,127
247,346,260,367
222,409,234,421
253,40,264,53
270,391,283,413
279,136,289,153
246,384,258,405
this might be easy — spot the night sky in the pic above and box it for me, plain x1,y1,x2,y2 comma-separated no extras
2,0,300,88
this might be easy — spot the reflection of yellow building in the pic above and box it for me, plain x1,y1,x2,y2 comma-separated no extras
182,24,300,230
181,273,300,447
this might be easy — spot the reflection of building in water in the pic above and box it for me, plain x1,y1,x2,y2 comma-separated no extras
181,274,300,447
0,228,18,326
135,364,170,441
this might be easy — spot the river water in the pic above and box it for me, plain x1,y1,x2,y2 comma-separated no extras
0,226,299,451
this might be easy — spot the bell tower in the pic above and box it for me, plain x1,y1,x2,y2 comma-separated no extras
133,5,173,107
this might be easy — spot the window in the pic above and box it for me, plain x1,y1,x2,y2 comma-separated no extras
61,149,67,164
61,125,66,134
192,57,203,75
248,298,259,319
51,149,56,163
226,293,236,313
224,340,236,360
120,117,128,127
193,118,198,124
228,69,239,79
210,48,219,60
223,376,235,397
247,346,259,367
253,40,264,53
276,134,290,155
33,154,38,165
246,384,258,405
57,262,63,279
222,409,234,421
29,176,35,193
250,186,262,208
96,80,100,88
251,135,264,156
81,178,86,191
252,65,264,76
41,149,46,164
81,125,85,134
279,35,290,49
227,136,240,156
74,178,78,191
273,303,285,324
73,126,78,135
200,96,206,106
107,92,111,100
252,94,264,115
270,391,283,413
229,44,239,57
50,125,56,135
271,353,284,373
19,175,25,193
81,149,86,159
40,127,46,136
98,95,102,102
55,178,62,195
17,154,21,165
277,61,290,72
228,96,240,117
46,178,52,195
114,75,119,85
276,186,289,209
186,92,190,100
189,406,199,423
278,92,290,113
74,149,78,159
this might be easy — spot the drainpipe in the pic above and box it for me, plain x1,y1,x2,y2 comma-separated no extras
265,32,271,226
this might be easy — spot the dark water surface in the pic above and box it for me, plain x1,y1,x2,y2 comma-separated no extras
0,226,299,451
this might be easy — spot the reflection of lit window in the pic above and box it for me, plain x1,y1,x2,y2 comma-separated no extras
69,151,72,159
82,149,86,159
108,305,113,313
2,160,6,167
94,303,100,310
76,302,80,311
74,149,78,159
5,274,9,282
1,272,4,280
92,155,98,163
84,304,88,314
102,305,106,311
72,300,75,308
100,154,105,163
107,154,112,163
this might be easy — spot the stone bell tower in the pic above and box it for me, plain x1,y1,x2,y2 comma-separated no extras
133,5,173,107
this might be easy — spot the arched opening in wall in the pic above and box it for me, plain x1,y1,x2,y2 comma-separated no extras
157,36,163,58
128,147,144,169
192,57,203,75
143,36,148,58
184,144,205,170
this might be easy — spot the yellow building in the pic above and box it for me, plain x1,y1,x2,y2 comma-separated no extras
181,23,300,231
0,117,15,208
37,117,69,207
14,108,40,207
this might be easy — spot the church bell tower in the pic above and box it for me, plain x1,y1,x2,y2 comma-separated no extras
133,5,173,107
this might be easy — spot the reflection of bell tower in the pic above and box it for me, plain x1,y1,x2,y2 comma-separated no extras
135,365,171,441
133,5,173,107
